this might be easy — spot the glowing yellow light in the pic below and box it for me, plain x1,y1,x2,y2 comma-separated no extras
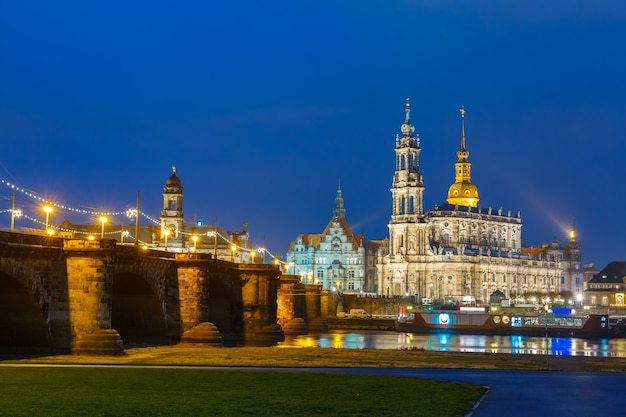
88,235,95,241
46,229,54,236
43,205,53,230
192,235,198,252
163,228,171,251
99,216,108,239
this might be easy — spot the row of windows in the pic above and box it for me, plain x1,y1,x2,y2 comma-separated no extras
589,283,624,289
478,275,556,285
314,270,363,279
312,257,362,265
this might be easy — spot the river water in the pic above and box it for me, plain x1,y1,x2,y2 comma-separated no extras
277,330,626,357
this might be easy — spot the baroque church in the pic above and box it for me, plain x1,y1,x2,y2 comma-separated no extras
376,100,583,303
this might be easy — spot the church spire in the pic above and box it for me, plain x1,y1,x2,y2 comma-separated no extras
460,107,466,153
333,185,346,219
457,106,469,163
400,98,415,138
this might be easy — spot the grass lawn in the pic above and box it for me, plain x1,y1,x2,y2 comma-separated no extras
0,367,484,417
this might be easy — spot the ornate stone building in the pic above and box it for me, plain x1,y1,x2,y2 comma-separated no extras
285,187,378,293
377,100,581,303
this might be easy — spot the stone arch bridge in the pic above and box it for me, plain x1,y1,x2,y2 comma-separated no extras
0,231,280,352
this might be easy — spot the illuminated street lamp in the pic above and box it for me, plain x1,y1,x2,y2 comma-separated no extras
43,205,53,231
231,244,237,262
163,228,171,251
99,216,107,239
249,250,256,264
191,235,198,252
46,229,55,237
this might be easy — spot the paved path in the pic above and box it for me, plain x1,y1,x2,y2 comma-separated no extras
310,368,626,417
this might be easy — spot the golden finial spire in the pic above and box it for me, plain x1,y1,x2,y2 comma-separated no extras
172,166,176,174
460,106,466,150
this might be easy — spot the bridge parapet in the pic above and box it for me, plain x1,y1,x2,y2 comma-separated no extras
0,230,64,248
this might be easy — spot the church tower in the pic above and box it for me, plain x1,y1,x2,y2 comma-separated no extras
380,99,431,297
160,166,184,249
390,98,424,221
446,107,479,207
388,98,428,258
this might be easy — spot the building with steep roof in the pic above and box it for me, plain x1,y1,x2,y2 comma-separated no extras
585,262,626,307
285,187,378,293
377,100,582,303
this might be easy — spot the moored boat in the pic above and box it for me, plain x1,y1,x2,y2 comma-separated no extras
395,308,611,338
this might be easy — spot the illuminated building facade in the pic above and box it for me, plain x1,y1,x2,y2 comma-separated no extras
285,187,378,293
585,262,626,307
377,100,582,303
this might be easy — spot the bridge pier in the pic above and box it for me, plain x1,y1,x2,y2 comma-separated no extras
175,253,211,333
64,239,117,350
240,264,282,343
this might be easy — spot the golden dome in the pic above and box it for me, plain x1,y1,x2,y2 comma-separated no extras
446,107,479,208
447,182,479,207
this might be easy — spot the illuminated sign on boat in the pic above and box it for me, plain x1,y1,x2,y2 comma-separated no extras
459,306,486,312
438,313,450,325
511,316,522,327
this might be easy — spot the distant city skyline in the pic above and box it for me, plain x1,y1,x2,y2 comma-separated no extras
1,2,625,268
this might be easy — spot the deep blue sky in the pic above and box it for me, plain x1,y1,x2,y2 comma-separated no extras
0,1,625,267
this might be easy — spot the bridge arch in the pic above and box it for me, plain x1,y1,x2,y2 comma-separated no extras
0,272,52,349
112,270,171,345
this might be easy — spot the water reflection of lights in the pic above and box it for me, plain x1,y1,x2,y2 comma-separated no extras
278,331,626,357
439,333,450,351
458,335,487,353
551,338,573,356
397,332,413,348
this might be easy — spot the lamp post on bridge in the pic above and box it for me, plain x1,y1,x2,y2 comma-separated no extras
43,205,53,233
99,216,107,239
163,228,170,251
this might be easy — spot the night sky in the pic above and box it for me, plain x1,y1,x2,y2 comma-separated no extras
1,2,625,267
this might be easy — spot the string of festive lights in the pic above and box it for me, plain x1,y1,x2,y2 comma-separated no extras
1,177,280,260
1,178,129,216
140,212,160,225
